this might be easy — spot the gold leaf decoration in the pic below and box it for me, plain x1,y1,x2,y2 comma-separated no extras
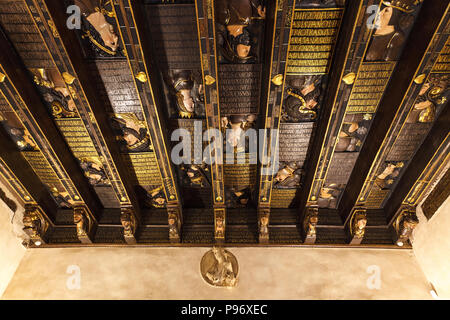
342,72,356,85
0,72,5,83
205,75,215,86
271,74,283,86
62,72,75,85
135,72,148,83
414,73,426,84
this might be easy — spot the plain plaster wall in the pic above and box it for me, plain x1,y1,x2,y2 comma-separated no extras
413,196,450,299
2,246,432,300
0,180,26,297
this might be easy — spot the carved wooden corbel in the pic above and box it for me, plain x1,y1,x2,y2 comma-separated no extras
392,207,419,247
348,209,367,245
303,207,319,244
167,206,182,243
73,206,95,244
257,208,270,243
23,205,48,246
120,207,137,244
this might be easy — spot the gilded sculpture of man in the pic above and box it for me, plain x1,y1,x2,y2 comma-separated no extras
111,114,151,152
205,247,237,287
170,70,204,118
221,114,256,152
406,74,449,123
216,0,266,63
274,161,302,188
366,0,421,61
75,0,121,57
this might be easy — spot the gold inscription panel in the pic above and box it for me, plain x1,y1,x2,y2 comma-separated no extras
287,9,344,75
55,118,98,158
347,62,396,114
121,152,162,187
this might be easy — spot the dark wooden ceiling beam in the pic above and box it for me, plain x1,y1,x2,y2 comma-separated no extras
193,0,227,243
0,27,102,223
298,0,365,232
338,0,450,224
42,0,142,244
109,0,184,242
0,125,57,223
384,108,450,224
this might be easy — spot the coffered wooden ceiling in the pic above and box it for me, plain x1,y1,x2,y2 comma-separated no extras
0,0,448,247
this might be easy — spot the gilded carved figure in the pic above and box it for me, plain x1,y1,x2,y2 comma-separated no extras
80,157,109,186
274,161,302,188
221,114,257,152
145,186,166,208
23,208,44,239
375,162,403,189
180,164,210,187
351,211,367,239
395,210,418,245
216,0,266,63
75,0,122,57
282,76,322,122
120,209,136,238
111,114,152,152
170,70,204,118
318,183,343,208
226,187,252,208
258,213,269,239
201,247,238,287
304,208,319,238
74,208,89,237
31,68,77,119
335,115,369,152
407,74,449,123
168,213,180,238
366,0,422,62
0,114,37,151
215,214,225,239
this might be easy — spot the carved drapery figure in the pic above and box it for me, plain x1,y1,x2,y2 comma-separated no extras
0,115,37,151
318,183,342,208
350,211,367,239
366,0,422,61
215,0,266,63
335,119,368,152
204,247,238,287
111,114,151,152
145,187,166,208
170,70,204,118
120,208,136,238
30,68,77,118
407,74,449,123
375,162,403,189
180,164,210,187
274,161,303,188
80,157,109,186
303,208,319,238
226,187,252,208
221,114,256,152
282,76,322,122
75,0,123,57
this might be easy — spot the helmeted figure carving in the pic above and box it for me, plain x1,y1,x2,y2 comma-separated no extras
170,70,204,118
215,0,266,63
